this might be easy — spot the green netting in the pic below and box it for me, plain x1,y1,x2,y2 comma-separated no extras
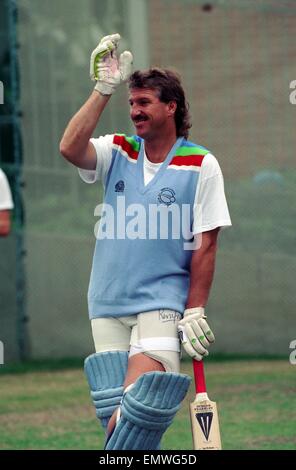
1,0,295,360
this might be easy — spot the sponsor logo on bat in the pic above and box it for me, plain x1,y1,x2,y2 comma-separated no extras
196,412,213,440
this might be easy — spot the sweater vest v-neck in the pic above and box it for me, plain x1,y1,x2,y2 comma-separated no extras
88,134,209,318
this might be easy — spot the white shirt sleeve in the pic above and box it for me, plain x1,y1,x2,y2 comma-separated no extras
193,153,231,234
0,169,14,210
78,134,114,185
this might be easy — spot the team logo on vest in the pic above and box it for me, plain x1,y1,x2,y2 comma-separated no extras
115,180,125,193
157,187,176,206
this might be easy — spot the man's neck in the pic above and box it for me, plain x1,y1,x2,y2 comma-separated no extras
144,131,178,164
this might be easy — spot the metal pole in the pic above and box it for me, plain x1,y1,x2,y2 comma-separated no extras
127,0,150,70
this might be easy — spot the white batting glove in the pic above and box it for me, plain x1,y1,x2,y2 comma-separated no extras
90,33,133,95
178,307,215,361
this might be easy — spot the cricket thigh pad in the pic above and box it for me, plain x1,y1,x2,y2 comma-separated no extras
105,371,191,450
84,351,128,429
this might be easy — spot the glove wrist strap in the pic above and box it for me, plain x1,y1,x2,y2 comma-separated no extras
94,82,114,96
184,307,205,317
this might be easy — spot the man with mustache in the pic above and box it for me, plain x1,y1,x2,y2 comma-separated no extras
60,34,231,450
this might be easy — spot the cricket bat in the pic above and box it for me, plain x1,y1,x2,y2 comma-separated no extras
190,359,222,450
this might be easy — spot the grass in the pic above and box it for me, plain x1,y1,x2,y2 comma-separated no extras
0,358,295,450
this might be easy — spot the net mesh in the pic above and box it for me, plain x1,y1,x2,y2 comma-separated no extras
1,0,295,358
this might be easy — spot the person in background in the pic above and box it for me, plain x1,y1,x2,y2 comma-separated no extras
0,168,13,236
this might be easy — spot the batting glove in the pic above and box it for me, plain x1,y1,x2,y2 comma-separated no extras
90,33,133,95
178,307,215,361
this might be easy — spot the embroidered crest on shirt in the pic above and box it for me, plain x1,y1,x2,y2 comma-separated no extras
115,180,125,193
157,188,176,206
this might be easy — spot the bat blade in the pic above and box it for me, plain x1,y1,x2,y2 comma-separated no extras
190,394,222,450
190,360,222,450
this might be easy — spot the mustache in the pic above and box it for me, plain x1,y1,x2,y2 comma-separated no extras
132,115,148,123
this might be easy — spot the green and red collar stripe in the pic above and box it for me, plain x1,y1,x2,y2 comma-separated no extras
169,145,208,167
113,135,208,167
113,134,140,161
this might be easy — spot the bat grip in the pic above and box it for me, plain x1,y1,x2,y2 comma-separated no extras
193,359,207,394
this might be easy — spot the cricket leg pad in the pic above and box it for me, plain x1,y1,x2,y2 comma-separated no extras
105,371,191,450
84,351,128,430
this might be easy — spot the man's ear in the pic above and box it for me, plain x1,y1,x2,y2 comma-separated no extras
167,101,177,116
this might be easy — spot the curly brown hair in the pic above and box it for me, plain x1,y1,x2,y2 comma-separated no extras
128,68,192,139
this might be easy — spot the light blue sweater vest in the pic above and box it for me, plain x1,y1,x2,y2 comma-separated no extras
88,134,209,318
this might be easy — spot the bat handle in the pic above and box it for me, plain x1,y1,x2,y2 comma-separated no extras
192,359,207,394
